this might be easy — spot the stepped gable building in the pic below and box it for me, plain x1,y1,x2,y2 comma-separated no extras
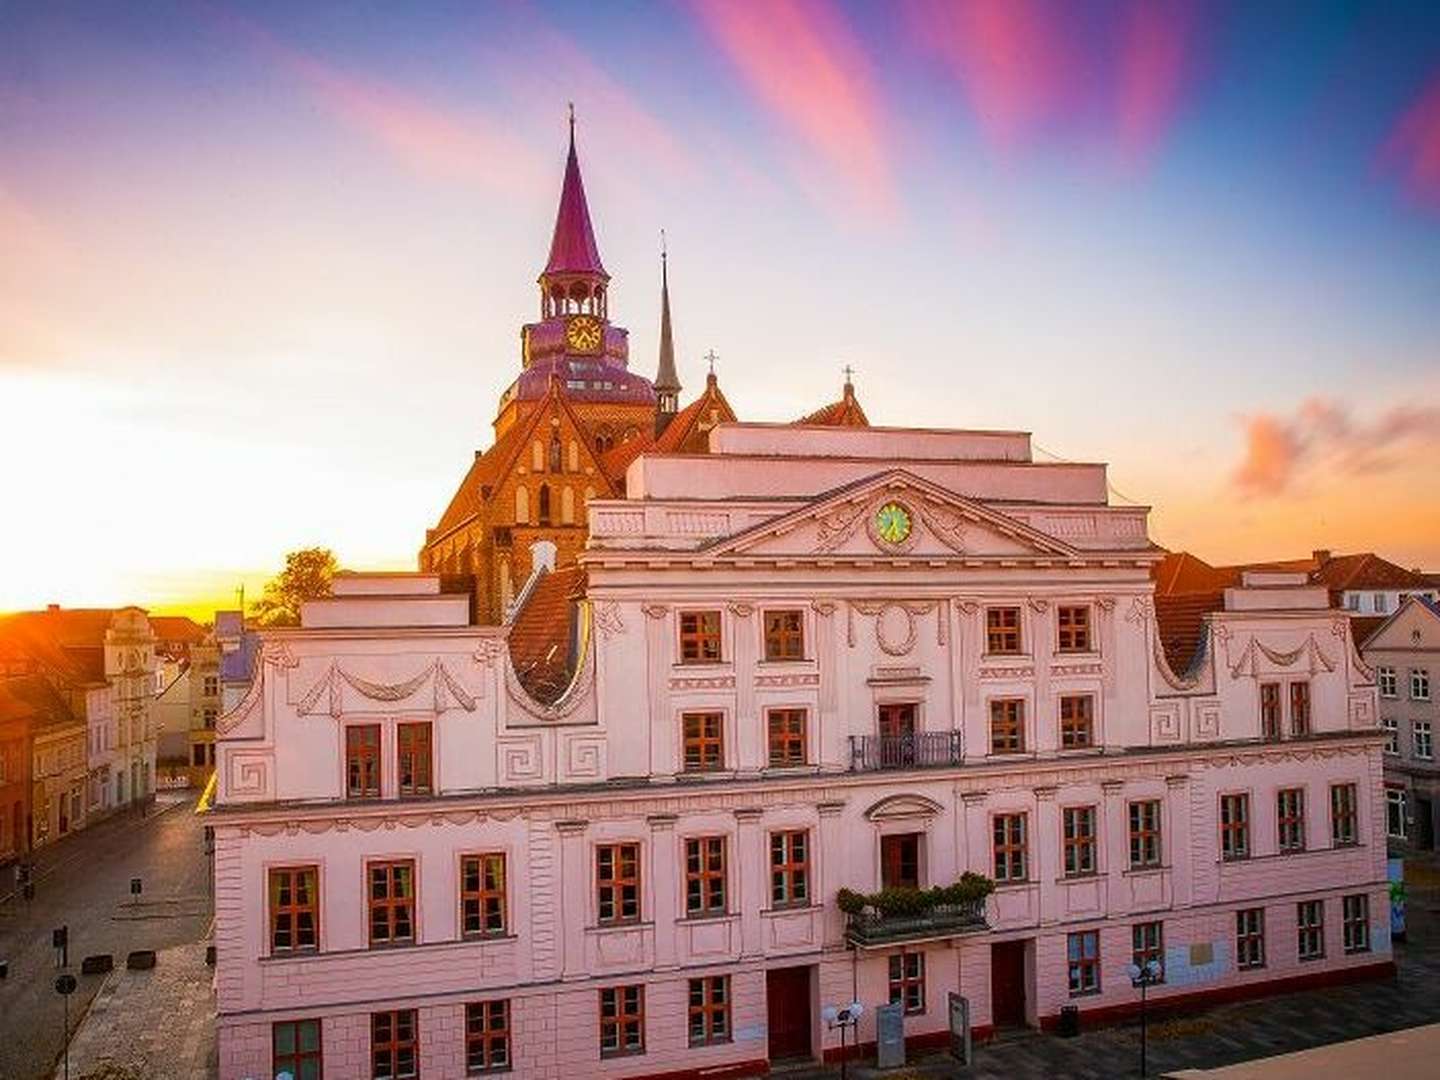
421,124,867,623
214,419,1387,1078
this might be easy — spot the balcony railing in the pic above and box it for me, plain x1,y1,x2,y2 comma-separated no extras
848,732,963,772
844,899,988,947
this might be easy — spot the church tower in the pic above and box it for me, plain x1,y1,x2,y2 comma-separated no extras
654,244,681,435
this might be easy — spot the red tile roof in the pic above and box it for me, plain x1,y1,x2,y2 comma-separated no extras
0,609,118,684
0,673,79,732
508,566,586,704
794,381,869,427
148,615,206,645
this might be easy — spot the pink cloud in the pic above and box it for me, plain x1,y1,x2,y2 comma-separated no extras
689,0,894,219
1381,69,1440,210
1233,396,1440,497
212,8,543,192
1114,2,1195,165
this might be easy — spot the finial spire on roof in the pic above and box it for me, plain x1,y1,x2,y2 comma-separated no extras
655,230,680,399
543,105,607,279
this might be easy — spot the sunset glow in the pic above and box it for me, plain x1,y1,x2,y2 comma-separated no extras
3,0,1439,619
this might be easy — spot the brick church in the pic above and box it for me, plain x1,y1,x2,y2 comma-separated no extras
421,122,869,622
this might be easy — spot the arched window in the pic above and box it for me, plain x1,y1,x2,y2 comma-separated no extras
549,435,563,473
568,439,579,472
561,486,575,525
532,440,544,471
584,485,595,502
538,484,552,526
515,486,530,524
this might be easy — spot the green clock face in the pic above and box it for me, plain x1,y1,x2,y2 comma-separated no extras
875,502,912,545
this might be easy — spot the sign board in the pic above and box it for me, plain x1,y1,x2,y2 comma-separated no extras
875,1002,905,1069
948,992,971,1065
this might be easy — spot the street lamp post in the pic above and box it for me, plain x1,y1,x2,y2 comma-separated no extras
821,1002,864,1080
1128,959,1162,1077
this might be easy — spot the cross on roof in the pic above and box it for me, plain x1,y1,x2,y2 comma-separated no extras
704,349,718,375
843,364,854,383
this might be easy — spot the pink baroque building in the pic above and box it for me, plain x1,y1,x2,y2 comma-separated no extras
213,424,1389,1080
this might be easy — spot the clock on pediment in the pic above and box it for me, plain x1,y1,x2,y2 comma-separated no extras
868,499,917,553
565,314,603,354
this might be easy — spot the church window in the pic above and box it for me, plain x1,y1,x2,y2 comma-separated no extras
549,436,563,473
561,487,575,525
532,440,544,471
538,485,552,526
514,487,530,524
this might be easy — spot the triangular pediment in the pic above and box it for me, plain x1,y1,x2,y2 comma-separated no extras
1364,597,1440,650
703,471,1081,561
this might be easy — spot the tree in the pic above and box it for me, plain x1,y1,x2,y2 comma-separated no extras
250,547,339,627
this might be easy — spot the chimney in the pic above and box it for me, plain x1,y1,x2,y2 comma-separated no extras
47,603,60,612
1312,549,1331,565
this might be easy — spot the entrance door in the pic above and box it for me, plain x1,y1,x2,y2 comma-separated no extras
878,703,917,767
766,966,812,1061
991,940,1028,1029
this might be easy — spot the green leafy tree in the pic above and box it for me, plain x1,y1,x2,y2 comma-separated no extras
250,547,339,626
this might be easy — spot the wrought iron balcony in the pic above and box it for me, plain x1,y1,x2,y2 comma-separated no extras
844,899,988,947
848,731,963,772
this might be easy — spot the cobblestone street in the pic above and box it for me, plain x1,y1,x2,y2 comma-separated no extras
0,792,212,1080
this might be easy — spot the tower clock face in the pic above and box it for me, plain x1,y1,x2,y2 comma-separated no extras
875,501,912,545
566,315,603,354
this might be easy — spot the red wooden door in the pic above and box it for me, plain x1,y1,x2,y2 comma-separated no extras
880,833,920,889
766,966,812,1061
878,703,916,738
991,940,1028,1028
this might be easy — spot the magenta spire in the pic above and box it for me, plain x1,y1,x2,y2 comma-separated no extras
543,107,607,278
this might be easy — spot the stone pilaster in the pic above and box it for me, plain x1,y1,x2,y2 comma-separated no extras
1165,774,1192,908
1101,780,1127,917
1033,786,1058,924
734,807,765,958
555,819,588,980
648,813,678,970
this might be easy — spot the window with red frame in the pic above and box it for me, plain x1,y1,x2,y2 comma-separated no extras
993,813,1028,882
396,722,432,797
1062,806,1097,877
763,610,804,661
1342,894,1370,953
464,1000,509,1073
1220,793,1250,860
990,699,1025,754
367,861,415,946
460,854,506,937
986,607,1022,654
1297,899,1324,961
1277,788,1306,853
596,843,640,924
767,708,806,766
1331,783,1358,846
1057,605,1092,652
769,830,809,907
881,832,920,889
272,1019,321,1080
679,610,722,663
1067,930,1100,995
1260,683,1282,741
1289,682,1311,736
371,1009,417,1080
269,866,319,953
1236,908,1265,968
888,951,926,1014
1128,800,1162,868
682,712,724,771
347,724,381,798
687,976,730,1046
685,836,727,917
1132,921,1164,981
599,985,645,1057
1059,694,1094,748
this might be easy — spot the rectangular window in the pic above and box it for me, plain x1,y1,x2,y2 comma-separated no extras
269,866,319,953
682,712,724,771
888,951,926,1014
1059,694,1094,749
203,675,218,696
763,610,804,661
464,1001,509,1074
766,708,807,767
1220,793,1250,860
1376,593,1389,613
679,610,722,663
1342,894,1370,954
1062,806,1098,878
1415,721,1433,761
1056,605,1092,652
371,1009,418,1080
599,986,645,1058
1067,930,1100,995
1413,669,1431,701
770,830,809,908
989,698,1025,754
1382,717,1399,755
1132,921,1164,982
1288,682,1311,736
192,743,206,767
396,722,432,797
596,843,641,924
993,813,1028,883
347,724,381,798
1330,783,1358,846
460,854,506,937
1236,908,1265,969
684,836,727,917
368,861,415,947
1297,899,1325,961
881,833,920,889
1128,800,1162,868
1277,788,1306,853
273,1019,322,1080
1378,666,1397,698
985,606,1022,655
1386,787,1408,839
687,976,730,1046
1260,683,1282,741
